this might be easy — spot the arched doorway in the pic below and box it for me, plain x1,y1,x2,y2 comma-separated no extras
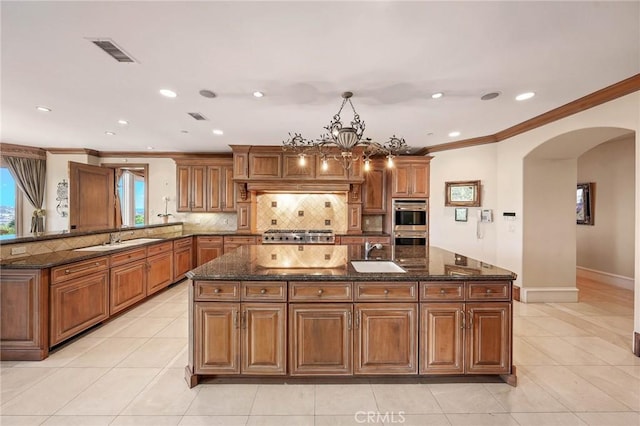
521,127,635,302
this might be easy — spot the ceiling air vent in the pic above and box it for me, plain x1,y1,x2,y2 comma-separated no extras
188,112,208,121
90,39,135,63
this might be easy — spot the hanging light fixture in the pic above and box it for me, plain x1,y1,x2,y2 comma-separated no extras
283,91,409,170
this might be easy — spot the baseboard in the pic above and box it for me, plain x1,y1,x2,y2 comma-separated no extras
521,286,579,303
576,267,634,291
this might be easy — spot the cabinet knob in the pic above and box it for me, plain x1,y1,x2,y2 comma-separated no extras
260,288,267,294
383,289,390,295
486,288,493,294
213,288,221,294
317,289,324,296
440,288,446,294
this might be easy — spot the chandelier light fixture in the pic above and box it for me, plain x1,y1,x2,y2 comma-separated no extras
283,91,409,171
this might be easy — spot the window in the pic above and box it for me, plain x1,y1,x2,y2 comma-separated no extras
0,167,17,237
118,170,146,227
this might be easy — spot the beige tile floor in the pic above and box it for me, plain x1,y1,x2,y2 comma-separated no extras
1,278,639,426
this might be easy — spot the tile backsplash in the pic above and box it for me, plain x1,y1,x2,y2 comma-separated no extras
256,193,347,233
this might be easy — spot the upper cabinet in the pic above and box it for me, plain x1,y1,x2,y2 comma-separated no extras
391,157,431,198
176,158,235,213
362,159,387,214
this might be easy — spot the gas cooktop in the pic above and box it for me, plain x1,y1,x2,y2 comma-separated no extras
262,229,335,244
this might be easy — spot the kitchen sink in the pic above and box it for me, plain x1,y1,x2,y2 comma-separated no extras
74,238,163,252
350,261,406,273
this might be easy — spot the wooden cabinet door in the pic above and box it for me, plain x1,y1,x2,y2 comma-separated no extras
223,165,236,211
465,303,511,374
207,166,222,211
354,303,417,374
249,153,281,178
110,259,147,315
236,203,251,233
347,204,362,233
419,303,464,374
316,154,349,180
176,165,191,212
191,165,207,212
1,269,49,360
196,237,224,266
69,162,115,231
410,163,429,197
174,248,192,281
194,302,240,374
50,271,109,346
241,303,286,375
363,163,387,213
391,164,411,197
147,251,174,296
283,154,315,179
289,304,352,375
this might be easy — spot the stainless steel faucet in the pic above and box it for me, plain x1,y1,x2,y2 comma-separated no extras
109,232,121,245
364,241,383,260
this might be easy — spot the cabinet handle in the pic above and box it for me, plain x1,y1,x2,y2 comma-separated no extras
64,262,101,275
355,311,360,329
213,288,221,294
347,311,352,331
260,288,267,294
468,311,473,329
241,311,246,329
460,310,465,329
234,311,239,329
383,289,390,295
317,289,324,296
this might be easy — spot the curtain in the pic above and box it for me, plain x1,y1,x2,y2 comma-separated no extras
5,157,46,233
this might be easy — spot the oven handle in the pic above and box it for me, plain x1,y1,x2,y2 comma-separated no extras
394,233,427,238
394,206,426,211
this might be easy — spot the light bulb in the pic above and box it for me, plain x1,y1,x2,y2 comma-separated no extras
299,154,306,166
363,159,371,172
321,159,329,171
387,155,394,168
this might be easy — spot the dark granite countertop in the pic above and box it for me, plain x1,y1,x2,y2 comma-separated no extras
187,245,516,282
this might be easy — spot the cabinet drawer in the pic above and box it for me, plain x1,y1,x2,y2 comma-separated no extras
197,236,224,245
354,282,417,302
147,241,173,256
241,281,286,301
174,237,192,249
420,282,464,301
51,257,109,284
194,281,240,301
110,247,147,267
224,236,257,245
466,282,510,301
289,281,352,302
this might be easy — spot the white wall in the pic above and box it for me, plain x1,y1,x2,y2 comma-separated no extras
577,137,635,279
429,144,498,265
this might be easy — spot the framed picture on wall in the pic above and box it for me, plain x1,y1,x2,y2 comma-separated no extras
576,182,594,225
445,180,481,207
455,208,468,222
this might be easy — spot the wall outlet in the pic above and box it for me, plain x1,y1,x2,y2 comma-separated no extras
11,246,27,255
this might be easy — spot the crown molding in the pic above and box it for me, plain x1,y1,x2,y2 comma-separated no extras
0,142,47,160
418,73,640,155
46,148,100,156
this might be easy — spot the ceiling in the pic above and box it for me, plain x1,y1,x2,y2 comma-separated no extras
1,1,638,155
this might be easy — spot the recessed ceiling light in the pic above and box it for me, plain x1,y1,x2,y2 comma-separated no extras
117,119,129,125
146,146,154,150
431,92,443,99
181,130,189,134
212,129,224,135
105,131,116,136
515,92,535,101
159,89,177,98
448,131,461,138
481,92,501,101
253,91,264,98
36,106,51,112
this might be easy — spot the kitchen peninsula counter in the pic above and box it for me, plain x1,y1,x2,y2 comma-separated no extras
185,244,517,388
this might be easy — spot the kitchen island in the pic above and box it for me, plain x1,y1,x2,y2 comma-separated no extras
185,244,517,387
